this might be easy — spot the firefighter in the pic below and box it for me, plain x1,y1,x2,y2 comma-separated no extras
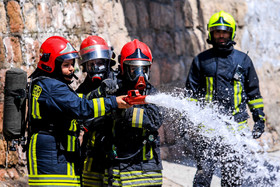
77,35,119,186
27,36,130,186
76,35,118,95
102,39,163,186
185,10,266,187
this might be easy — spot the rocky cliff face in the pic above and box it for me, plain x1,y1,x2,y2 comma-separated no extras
0,0,279,181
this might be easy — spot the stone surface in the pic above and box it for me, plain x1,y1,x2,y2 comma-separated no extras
23,38,40,66
51,3,65,30
0,2,7,34
7,1,24,34
64,2,83,30
23,3,37,32
37,2,52,31
0,37,5,65
3,37,23,67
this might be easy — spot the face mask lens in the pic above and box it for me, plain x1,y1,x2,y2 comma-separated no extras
128,65,149,80
86,59,106,72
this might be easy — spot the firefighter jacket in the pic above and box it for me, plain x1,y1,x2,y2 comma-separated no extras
103,80,163,187
185,47,265,124
76,72,117,187
27,77,118,187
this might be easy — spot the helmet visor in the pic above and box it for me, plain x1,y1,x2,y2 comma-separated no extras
209,25,233,32
57,52,79,61
56,52,80,67
80,45,111,64
123,60,152,66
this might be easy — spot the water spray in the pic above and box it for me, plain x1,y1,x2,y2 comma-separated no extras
144,92,280,186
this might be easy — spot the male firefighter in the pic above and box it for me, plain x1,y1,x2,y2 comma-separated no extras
77,35,119,186
27,36,130,186
185,11,265,187
102,39,163,186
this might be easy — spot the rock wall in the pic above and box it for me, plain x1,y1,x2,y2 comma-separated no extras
0,0,279,181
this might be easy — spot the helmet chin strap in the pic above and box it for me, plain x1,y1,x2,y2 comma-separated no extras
135,76,146,90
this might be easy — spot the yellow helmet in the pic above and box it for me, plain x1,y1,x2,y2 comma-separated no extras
207,10,236,41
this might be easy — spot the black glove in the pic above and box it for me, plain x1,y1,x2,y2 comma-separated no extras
252,120,265,139
100,78,119,95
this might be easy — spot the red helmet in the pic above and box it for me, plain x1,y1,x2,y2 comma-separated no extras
38,36,79,73
79,36,113,82
79,35,111,65
119,39,152,90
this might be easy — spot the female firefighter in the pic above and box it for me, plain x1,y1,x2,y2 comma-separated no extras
102,39,163,186
27,36,130,186
76,35,119,186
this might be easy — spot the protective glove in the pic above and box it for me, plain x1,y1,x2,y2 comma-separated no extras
252,120,265,139
100,78,119,95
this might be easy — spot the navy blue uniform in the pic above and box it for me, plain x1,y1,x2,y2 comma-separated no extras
185,47,265,187
102,81,163,187
27,77,118,186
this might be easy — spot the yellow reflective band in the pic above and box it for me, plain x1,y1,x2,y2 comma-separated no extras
259,115,266,121
90,131,97,147
28,133,38,175
143,144,147,161
238,120,247,125
32,97,41,119
112,182,122,186
98,87,101,96
187,98,198,102
84,157,93,172
86,92,91,99
120,170,162,177
238,125,246,131
29,183,80,186
132,108,144,128
67,135,76,152
67,162,75,176
120,171,162,186
198,123,214,132
31,85,42,119
143,145,153,161
233,80,242,115
150,146,153,159
78,93,84,98
83,170,104,179
100,98,105,116
104,170,162,186
205,77,213,102
69,119,77,132
28,174,81,186
82,170,104,186
92,98,106,118
248,98,264,109
93,99,98,117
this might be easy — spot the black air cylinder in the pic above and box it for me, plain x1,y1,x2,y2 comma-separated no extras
3,68,27,140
